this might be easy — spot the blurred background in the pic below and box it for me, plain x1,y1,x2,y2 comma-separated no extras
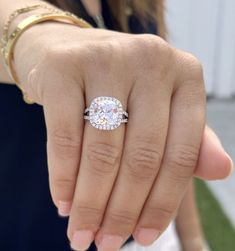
166,0,235,250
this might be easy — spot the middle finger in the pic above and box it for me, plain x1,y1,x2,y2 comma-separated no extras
96,76,171,251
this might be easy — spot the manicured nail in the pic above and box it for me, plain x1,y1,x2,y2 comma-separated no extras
71,230,94,251
98,235,124,251
134,228,159,246
225,152,234,168
58,201,71,217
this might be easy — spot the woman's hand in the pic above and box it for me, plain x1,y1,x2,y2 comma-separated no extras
13,22,228,251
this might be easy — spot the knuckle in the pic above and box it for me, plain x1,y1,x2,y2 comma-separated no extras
67,203,102,240
71,203,104,230
43,45,82,76
49,127,80,158
44,46,68,66
86,142,120,175
187,54,203,72
31,46,83,101
179,52,204,83
51,176,75,190
82,41,115,73
148,205,173,219
126,139,161,182
107,209,136,228
165,144,199,179
136,34,169,54
146,204,174,230
73,203,103,219
134,34,172,73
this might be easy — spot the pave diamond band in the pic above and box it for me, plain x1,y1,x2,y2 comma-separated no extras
84,96,128,130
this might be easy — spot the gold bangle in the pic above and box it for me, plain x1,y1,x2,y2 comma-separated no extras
1,4,60,46
1,12,93,104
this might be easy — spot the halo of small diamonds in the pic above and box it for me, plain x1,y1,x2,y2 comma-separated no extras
87,96,126,130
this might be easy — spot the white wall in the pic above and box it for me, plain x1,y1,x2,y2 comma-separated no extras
166,0,235,98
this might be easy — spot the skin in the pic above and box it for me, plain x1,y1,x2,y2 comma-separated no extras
176,180,206,251
0,1,233,251
13,23,232,251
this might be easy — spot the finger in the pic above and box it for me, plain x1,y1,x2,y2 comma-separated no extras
43,76,84,217
94,79,171,251
133,62,206,246
67,78,129,251
195,126,233,180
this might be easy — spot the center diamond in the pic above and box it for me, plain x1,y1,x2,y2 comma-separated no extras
89,97,123,130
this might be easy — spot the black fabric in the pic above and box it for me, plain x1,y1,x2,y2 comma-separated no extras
73,0,116,29
0,86,70,250
0,1,157,250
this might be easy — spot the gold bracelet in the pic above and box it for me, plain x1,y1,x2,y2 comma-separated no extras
0,4,64,50
1,12,92,104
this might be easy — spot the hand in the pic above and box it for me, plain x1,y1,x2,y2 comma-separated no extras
13,22,232,251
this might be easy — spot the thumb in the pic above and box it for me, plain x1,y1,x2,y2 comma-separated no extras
195,125,233,180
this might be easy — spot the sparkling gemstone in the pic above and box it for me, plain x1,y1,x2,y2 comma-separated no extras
89,97,122,129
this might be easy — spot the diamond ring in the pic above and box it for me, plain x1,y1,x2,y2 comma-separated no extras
84,96,128,130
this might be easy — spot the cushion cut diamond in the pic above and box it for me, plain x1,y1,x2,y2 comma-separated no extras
89,97,123,130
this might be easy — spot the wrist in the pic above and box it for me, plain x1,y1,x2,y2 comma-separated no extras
8,8,57,36
3,9,92,98
1,3,59,44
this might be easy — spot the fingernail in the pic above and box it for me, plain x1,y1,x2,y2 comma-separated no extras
134,228,159,246
58,201,71,217
225,152,234,174
225,152,234,166
71,230,94,251
98,235,124,251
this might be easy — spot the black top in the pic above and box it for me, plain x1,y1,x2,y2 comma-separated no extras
0,1,157,250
